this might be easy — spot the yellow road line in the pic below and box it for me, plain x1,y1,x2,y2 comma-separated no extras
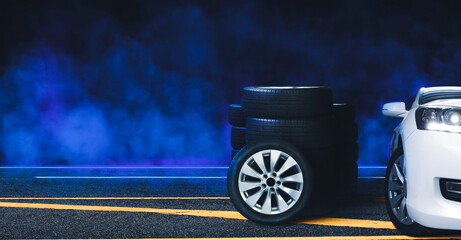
8,236,461,240
298,218,395,229
0,201,247,219
0,201,394,229
0,196,384,202
0,197,230,200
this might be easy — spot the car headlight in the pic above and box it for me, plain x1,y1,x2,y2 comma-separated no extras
416,107,461,133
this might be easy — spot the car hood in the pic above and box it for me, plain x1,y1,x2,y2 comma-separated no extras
422,99,461,108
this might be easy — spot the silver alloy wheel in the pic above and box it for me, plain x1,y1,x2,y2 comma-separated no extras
388,155,414,225
238,149,303,215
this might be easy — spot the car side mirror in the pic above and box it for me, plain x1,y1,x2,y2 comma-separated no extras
382,102,408,118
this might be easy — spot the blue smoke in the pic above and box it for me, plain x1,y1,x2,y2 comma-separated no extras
0,24,228,165
0,1,459,166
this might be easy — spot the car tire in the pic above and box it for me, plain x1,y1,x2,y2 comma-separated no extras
246,117,334,149
384,147,432,236
242,87,332,118
338,162,358,184
336,122,358,142
231,149,239,160
336,142,359,162
333,104,355,121
227,140,313,224
231,127,246,150
228,104,246,127
302,146,336,181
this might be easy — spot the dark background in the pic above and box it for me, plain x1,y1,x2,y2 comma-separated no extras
1,0,461,167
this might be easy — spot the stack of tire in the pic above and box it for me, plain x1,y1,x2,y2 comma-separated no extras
228,104,247,159
227,86,358,224
333,104,359,187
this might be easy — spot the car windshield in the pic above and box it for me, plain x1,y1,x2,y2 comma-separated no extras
420,88,461,104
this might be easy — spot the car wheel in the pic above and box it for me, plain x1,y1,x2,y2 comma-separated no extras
227,140,313,224
384,147,431,236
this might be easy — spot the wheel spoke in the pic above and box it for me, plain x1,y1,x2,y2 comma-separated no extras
390,192,404,208
252,152,267,174
279,185,301,200
277,157,297,176
239,181,261,192
270,150,281,173
397,197,407,221
275,191,290,212
388,180,404,191
260,191,272,214
401,197,413,224
401,197,408,218
394,162,405,183
241,163,261,179
244,188,265,207
281,172,303,183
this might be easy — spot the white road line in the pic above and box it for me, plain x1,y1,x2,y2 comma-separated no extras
33,176,385,180
34,176,227,179
37,176,384,179
34,176,384,179
1,166,229,169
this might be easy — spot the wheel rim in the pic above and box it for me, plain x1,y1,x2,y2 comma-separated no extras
238,149,304,215
388,155,414,225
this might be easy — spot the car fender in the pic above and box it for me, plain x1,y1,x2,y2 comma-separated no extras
389,108,417,156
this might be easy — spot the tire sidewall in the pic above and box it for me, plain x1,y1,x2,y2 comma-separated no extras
227,140,313,224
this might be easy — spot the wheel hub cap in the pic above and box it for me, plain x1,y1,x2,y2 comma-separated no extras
266,178,275,187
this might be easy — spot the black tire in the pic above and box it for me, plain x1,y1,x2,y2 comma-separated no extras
302,146,336,182
227,140,313,224
333,104,356,121
231,127,246,150
246,117,334,149
303,147,337,209
228,104,246,127
337,162,358,185
335,142,359,163
336,122,358,142
384,147,431,236
242,86,332,118
335,143,359,186
231,149,239,160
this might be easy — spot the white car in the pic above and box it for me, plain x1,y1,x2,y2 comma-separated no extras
382,86,461,235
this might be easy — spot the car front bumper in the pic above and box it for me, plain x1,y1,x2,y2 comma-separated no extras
405,129,461,230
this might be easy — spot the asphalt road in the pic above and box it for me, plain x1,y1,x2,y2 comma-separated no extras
0,167,459,239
